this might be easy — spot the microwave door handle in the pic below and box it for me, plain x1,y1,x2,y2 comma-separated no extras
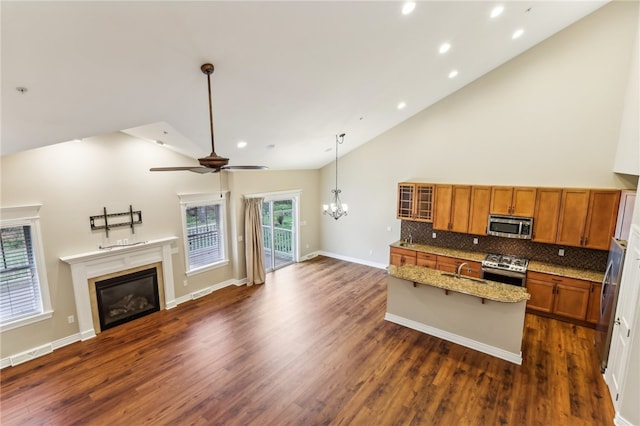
600,261,614,317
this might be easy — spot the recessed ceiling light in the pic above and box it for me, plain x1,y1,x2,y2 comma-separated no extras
237,141,248,149
266,144,276,149
490,5,504,19
448,70,459,79
439,42,451,54
324,147,332,153
512,28,524,39
155,140,165,146
402,2,416,15
397,102,407,110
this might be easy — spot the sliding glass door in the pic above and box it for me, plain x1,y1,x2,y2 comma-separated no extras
262,198,296,272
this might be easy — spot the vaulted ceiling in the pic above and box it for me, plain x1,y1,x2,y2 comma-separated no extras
1,1,608,170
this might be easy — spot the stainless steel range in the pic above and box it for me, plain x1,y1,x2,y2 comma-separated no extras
481,253,529,287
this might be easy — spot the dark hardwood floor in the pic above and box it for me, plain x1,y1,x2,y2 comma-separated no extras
0,256,614,425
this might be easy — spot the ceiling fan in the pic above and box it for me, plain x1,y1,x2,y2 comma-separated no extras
150,63,267,174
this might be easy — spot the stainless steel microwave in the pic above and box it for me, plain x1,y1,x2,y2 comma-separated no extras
487,215,533,239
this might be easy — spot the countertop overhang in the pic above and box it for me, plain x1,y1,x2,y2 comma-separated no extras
388,264,530,303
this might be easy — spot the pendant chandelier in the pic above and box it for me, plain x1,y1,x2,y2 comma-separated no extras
323,133,348,220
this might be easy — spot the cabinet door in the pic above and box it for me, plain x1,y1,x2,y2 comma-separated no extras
526,278,555,313
533,188,562,243
586,282,602,324
397,183,416,220
450,186,471,233
414,184,434,222
468,186,491,235
433,185,453,231
556,189,590,247
583,190,620,250
490,187,513,215
553,282,590,320
511,187,537,217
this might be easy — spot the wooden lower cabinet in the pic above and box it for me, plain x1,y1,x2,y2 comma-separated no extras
390,247,417,267
526,271,593,322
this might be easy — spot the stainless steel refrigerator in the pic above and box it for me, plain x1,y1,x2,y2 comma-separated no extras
595,238,627,373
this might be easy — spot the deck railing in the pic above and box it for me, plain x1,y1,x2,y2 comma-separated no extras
262,226,293,256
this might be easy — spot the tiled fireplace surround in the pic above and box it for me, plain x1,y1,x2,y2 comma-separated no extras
61,237,177,340
400,221,609,272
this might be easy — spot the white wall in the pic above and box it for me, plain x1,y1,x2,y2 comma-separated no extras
0,133,321,358
614,26,639,176
320,1,639,265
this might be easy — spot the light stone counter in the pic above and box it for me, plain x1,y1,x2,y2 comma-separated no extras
387,264,530,303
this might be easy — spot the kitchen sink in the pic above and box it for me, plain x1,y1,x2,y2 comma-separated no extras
440,272,486,284
398,242,414,247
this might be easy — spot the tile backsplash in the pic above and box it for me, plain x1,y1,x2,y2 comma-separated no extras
400,221,608,272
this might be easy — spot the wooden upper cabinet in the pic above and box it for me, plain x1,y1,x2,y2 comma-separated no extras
557,189,620,250
433,185,471,232
468,186,491,235
532,188,562,243
556,189,590,247
397,183,415,220
583,190,621,250
490,186,537,217
397,183,434,222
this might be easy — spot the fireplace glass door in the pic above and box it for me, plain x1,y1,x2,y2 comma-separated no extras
95,267,160,331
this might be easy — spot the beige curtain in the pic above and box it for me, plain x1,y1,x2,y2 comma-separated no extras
244,197,266,286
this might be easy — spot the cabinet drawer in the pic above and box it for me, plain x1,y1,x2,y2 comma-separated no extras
416,252,436,268
417,252,436,262
527,271,591,290
391,247,418,257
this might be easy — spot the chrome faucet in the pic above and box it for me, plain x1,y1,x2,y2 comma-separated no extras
408,233,413,245
456,262,469,278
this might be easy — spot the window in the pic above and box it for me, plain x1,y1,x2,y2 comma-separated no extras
1,205,52,331
179,193,228,275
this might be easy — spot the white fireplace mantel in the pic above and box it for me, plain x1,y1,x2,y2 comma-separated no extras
60,237,178,341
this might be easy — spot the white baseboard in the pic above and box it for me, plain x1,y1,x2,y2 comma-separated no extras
613,412,633,426
1,278,245,370
384,312,523,365
318,251,388,270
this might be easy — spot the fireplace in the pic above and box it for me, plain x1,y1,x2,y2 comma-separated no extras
61,237,178,340
94,267,160,331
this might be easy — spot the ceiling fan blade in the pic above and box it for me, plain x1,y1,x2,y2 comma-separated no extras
221,165,269,171
150,166,217,173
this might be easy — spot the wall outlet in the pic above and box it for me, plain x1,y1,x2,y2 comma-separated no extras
238,235,243,242
473,238,478,245
558,249,565,256
116,239,123,245
183,279,188,287
123,238,128,245
306,244,310,249
67,315,74,324
386,226,392,232
369,249,373,255
432,232,437,239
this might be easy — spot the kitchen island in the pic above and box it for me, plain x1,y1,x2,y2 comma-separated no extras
386,264,530,364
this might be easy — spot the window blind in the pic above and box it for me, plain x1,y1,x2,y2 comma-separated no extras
0,226,43,323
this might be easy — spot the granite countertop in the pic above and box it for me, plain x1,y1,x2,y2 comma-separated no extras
388,264,530,303
390,241,486,262
390,241,604,283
